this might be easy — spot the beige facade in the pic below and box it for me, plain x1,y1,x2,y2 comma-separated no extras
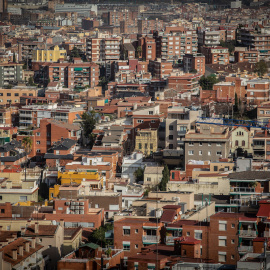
143,166,163,188
62,228,83,256
135,129,158,156
148,191,194,211
167,175,230,195
231,126,252,154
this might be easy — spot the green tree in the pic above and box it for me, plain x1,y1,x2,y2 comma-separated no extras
199,74,219,90
134,167,144,183
159,165,169,191
69,46,84,62
136,46,142,58
254,60,268,76
22,136,32,154
81,112,97,147
89,223,113,246
28,76,36,86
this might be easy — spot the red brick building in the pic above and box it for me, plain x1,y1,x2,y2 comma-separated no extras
139,36,157,61
183,53,205,75
247,79,270,106
149,60,173,79
201,46,229,65
234,49,259,63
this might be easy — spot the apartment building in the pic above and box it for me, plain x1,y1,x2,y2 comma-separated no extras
198,30,220,47
0,62,23,87
42,59,99,89
0,106,18,127
19,103,84,129
138,19,164,34
32,45,67,62
183,53,205,74
135,128,158,156
183,124,231,165
0,86,41,104
86,37,121,62
239,28,270,60
139,36,156,61
246,79,270,106
0,127,17,145
108,10,134,26
156,30,198,61
257,102,270,122
149,59,173,79
18,40,46,61
234,47,259,63
114,217,163,256
252,130,270,161
201,46,229,65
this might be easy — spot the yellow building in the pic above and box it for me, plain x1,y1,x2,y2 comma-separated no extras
135,129,158,156
32,45,67,62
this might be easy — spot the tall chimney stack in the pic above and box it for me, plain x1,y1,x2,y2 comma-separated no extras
34,222,39,234
12,249,17,260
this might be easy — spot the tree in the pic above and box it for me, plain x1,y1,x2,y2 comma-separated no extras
89,223,113,246
134,167,144,183
81,112,97,147
22,136,32,154
136,46,142,58
69,46,84,62
254,60,268,77
159,165,169,191
28,76,36,86
199,74,219,90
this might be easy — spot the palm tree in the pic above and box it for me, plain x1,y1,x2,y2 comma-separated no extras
22,136,32,154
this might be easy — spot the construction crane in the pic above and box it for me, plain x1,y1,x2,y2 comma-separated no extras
196,117,269,130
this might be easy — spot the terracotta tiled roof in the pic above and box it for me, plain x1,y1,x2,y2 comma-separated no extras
0,238,43,266
24,225,58,236
64,227,82,240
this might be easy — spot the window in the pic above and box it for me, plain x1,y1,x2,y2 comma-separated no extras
231,255,235,260
139,143,142,149
208,143,211,146
95,204,99,208
169,135,173,140
235,140,238,146
123,244,130,251
199,150,202,155
188,150,194,155
137,120,143,123
231,224,235,228
218,252,226,262
20,196,27,202
169,144,173,149
36,149,40,153
169,125,174,130
231,239,235,244
217,151,222,155
186,232,190,236
36,132,40,136
189,142,194,146
36,141,40,144
242,140,245,146
135,244,138,249
250,91,254,96
7,225,10,231
0,93,3,96
0,196,2,200
199,142,203,146
123,229,130,235
148,111,153,115
195,230,202,240
208,151,211,156
147,177,151,182
216,143,221,146
1,209,5,213
58,207,63,210
7,93,11,96
135,229,138,233
56,150,60,155
219,221,227,231
219,236,227,246
260,110,265,114
15,93,19,96
150,144,153,149
214,166,218,171
151,120,155,123
145,143,147,149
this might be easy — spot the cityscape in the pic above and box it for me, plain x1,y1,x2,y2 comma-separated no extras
0,0,269,269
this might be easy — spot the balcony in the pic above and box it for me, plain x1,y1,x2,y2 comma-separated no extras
253,154,265,160
264,231,270,237
142,235,160,244
253,144,265,149
239,230,257,238
230,187,255,194
166,236,177,245
238,246,253,253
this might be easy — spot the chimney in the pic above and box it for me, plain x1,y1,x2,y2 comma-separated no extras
21,227,26,236
18,245,23,256
60,219,64,228
35,222,39,234
12,249,17,260
25,241,30,252
31,238,36,249
0,226,2,231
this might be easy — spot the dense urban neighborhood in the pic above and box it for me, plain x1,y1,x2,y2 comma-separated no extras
0,0,269,269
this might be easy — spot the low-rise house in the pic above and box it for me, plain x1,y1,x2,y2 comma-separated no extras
143,166,164,188
62,227,83,256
